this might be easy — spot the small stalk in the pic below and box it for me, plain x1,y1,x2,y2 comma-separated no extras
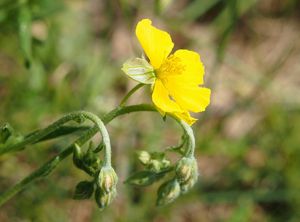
119,83,144,106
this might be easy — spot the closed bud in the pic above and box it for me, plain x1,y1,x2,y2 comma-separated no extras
97,166,118,193
156,179,181,206
175,157,197,184
0,123,13,144
150,159,161,172
137,150,151,165
180,171,198,194
95,187,116,210
73,143,83,169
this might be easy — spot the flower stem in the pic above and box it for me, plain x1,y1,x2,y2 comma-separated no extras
0,104,195,206
119,83,144,106
178,120,195,157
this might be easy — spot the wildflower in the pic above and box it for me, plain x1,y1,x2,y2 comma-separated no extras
122,19,211,125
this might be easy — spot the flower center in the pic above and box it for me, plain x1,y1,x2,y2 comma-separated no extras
156,55,185,79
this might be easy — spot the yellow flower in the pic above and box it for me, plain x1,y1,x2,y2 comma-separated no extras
122,19,211,125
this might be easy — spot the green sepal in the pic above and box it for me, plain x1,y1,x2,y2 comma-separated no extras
93,142,104,153
95,187,116,210
121,58,155,84
83,145,101,169
72,143,102,176
73,181,94,200
73,143,83,168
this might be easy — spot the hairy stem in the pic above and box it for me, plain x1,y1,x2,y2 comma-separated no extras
0,105,155,206
119,83,145,106
0,111,103,155
178,120,195,157
0,104,196,206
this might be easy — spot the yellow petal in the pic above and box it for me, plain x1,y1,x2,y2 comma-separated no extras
159,49,204,85
165,78,211,112
173,111,197,126
159,49,210,112
152,79,182,113
136,19,174,69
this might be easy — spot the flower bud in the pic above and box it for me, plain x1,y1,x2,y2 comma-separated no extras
175,157,197,184
149,159,161,172
156,179,181,206
137,150,151,165
121,58,155,84
180,171,198,194
97,166,118,193
0,123,13,144
95,187,116,210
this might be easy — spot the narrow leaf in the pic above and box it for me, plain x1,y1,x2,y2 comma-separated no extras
73,181,94,200
125,170,165,187
18,3,32,68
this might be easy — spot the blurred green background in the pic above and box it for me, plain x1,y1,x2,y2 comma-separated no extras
1,0,300,221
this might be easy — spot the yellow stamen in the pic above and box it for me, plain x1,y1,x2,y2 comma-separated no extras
157,55,185,79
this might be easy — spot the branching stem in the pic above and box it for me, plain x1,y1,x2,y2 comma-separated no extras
0,104,196,207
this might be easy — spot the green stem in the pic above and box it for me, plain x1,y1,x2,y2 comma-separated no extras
0,104,196,206
0,111,106,155
119,83,144,106
76,111,112,167
0,104,155,206
178,120,195,157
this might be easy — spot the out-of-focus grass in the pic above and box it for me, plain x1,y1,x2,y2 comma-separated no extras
1,0,300,221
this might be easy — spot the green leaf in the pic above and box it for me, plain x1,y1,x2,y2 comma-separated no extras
125,170,166,187
18,3,32,68
214,0,258,61
72,143,101,176
25,126,90,143
73,181,94,200
167,134,187,154
182,0,221,21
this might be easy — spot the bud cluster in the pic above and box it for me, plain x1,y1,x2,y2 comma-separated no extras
73,143,101,176
72,143,118,210
137,150,171,173
155,157,199,206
